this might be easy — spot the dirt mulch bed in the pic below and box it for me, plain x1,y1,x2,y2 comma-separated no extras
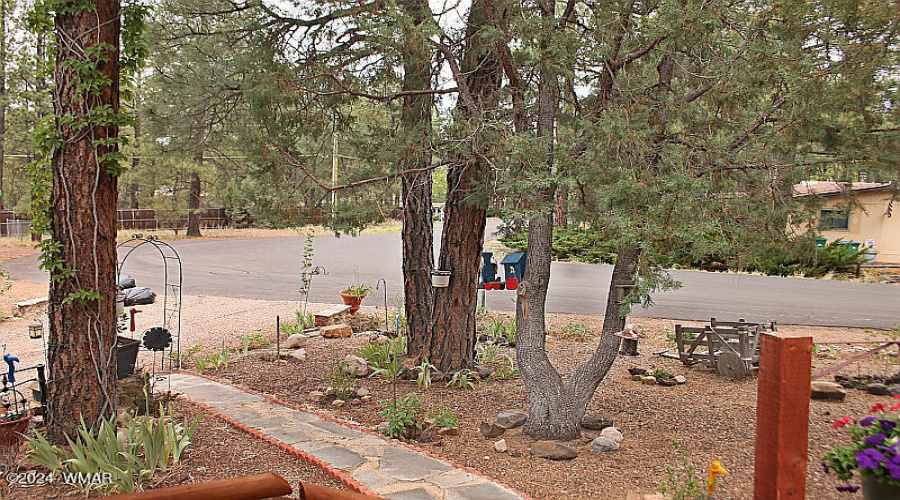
213,316,898,500
0,400,346,499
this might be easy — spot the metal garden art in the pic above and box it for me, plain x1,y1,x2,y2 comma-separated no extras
0,352,46,447
479,252,526,290
116,234,184,371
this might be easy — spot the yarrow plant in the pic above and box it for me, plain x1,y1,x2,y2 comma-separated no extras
823,396,900,493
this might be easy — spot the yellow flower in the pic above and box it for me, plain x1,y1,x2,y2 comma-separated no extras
707,460,729,495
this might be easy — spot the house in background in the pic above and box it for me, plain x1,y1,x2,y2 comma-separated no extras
793,181,898,264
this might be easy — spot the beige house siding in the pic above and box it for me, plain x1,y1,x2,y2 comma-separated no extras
818,191,898,264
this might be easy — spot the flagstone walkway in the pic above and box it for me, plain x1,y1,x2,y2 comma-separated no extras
161,372,526,500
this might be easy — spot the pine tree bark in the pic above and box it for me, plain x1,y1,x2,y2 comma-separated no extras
516,7,584,438
0,0,7,211
47,0,120,442
425,0,501,373
187,169,201,237
399,0,434,356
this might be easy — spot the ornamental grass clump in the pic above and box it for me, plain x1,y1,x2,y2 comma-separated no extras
823,398,900,493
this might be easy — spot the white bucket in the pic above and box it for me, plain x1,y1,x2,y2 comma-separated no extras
432,270,451,287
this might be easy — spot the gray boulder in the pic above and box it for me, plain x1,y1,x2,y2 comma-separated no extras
866,383,891,396
589,436,620,453
282,334,308,349
496,410,528,429
531,441,578,460
810,381,847,401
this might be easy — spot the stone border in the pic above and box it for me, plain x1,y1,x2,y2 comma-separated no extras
174,369,532,500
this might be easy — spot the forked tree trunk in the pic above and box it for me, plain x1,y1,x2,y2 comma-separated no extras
187,170,201,237
554,185,567,228
399,0,434,355
47,0,120,443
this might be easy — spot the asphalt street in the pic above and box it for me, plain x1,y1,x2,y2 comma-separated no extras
4,222,899,329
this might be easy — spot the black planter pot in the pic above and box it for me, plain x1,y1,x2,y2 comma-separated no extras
116,335,140,380
863,475,900,500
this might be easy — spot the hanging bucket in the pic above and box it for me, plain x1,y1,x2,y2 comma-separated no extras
431,270,451,287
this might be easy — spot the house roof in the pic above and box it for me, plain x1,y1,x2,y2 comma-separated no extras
792,181,893,197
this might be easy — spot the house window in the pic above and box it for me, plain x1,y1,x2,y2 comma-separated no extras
820,209,850,230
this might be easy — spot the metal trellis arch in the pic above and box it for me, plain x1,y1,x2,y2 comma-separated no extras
116,234,183,369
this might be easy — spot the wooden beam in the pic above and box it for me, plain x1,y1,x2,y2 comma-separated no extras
753,333,813,499
108,473,292,500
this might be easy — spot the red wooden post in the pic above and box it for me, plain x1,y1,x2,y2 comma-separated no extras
753,332,813,499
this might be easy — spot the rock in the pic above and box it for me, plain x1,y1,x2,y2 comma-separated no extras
438,427,460,436
343,355,370,377
508,447,521,458
627,367,648,376
835,374,861,389
355,387,371,397
324,387,335,396
891,385,900,397
259,351,278,362
474,365,493,380
289,349,308,362
418,428,440,443
431,370,445,382
479,422,506,438
496,410,528,429
283,334,308,349
494,439,508,453
350,398,362,406
589,436,620,453
631,374,643,381
641,376,657,385
657,378,677,387
309,390,325,402
866,383,892,396
376,422,390,434
321,324,353,339
360,395,372,403
581,416,614,431
674,375,687,384
811,381,847,401
376,335,391,345
332,399,345,408
530,441,578,460
600,427,624,443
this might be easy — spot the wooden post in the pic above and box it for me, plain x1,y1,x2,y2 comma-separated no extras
753,332,812,499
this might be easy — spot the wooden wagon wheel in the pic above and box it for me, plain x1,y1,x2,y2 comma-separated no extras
717,351,749,380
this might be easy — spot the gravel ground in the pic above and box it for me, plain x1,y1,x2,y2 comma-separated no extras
0,399,346,498
1,281,896,499
208,311,897,500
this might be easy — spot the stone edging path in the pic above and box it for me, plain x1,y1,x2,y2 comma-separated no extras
160,372,528,500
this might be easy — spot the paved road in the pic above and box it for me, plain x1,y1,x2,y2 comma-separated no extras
5,223,900,329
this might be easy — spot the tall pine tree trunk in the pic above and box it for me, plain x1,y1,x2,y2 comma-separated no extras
399,0,434,356
187,169,201,237
47,0,120,442
0,0,7,211
425,0,501,373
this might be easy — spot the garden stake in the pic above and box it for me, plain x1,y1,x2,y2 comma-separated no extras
376,278,388,331
276,315,280,361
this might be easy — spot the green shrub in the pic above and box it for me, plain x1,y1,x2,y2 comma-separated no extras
500,227,617,264
379,394,423,438
281,310,314,335
552,322,595,342
240,332,271,353
426,406,458,429
325,353,354,400
447,369,478,390
26,407,197,495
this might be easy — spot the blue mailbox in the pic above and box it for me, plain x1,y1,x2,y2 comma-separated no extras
481,252,498,288
500,253,526,290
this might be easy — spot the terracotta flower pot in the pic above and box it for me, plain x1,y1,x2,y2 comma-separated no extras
0,412,30,447
340,291,367,315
